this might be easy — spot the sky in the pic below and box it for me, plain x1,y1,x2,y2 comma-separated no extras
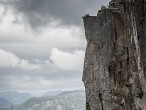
0,0,109,96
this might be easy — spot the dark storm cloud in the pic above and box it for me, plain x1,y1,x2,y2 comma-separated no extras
1,0,109,27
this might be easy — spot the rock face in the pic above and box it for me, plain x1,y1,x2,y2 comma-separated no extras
82,0,146,110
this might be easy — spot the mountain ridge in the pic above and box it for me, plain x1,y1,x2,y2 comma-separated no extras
16,90,85,110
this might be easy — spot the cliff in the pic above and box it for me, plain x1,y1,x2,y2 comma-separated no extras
83,0,146,110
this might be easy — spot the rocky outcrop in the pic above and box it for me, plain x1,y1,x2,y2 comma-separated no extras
82,0,146,110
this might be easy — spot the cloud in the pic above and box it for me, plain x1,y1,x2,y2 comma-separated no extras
0,0,109,27
50,48,84,71
0,0,110,93
0,48,40,69
0,48,84,92
0,11,86,60
0,73,84,92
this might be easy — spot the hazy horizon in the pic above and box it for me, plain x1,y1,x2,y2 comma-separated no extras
0,88,85,96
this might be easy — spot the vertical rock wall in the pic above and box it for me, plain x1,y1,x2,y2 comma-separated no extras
83,0,146,110
134,0,146,78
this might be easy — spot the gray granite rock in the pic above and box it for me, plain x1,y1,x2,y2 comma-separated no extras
83,0,146,110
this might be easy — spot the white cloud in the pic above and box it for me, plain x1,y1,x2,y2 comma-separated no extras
2,74,84,93
0,5,86,60
0,4,86,92
50,48,85,71
0,48,40,69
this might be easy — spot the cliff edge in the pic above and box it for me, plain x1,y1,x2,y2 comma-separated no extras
83,0,146,110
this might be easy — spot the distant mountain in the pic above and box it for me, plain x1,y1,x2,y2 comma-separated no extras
16,90,85,110
0,91,32,105
43,90,63,96
58,90,84,96
0,98,13,108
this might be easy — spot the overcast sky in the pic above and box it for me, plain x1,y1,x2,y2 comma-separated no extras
0,0,109,96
